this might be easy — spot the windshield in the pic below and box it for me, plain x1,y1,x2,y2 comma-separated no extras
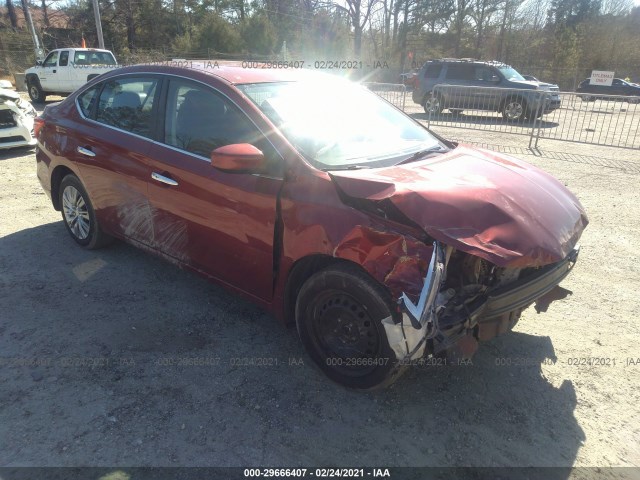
237,78,442,169
498,66,526,82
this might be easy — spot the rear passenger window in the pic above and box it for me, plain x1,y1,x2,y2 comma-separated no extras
95,77,158,137
445,64,474,80
77,85,100,117
59,51,69,67
424,65,442,79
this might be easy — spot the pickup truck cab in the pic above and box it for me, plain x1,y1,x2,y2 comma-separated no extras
25,48,117,103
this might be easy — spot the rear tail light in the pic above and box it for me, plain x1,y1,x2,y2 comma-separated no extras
33,116,45,138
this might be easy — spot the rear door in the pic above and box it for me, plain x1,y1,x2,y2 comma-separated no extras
68,75,161,244
56,50,73,93
145,77,283,300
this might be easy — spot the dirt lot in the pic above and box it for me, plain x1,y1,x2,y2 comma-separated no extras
0,99,639,475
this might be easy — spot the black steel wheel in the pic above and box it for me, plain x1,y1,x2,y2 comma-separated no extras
295,264,405,390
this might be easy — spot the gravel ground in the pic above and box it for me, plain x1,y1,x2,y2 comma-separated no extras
0,97,639,475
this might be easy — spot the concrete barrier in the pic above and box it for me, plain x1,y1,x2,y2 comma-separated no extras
14,73,27,92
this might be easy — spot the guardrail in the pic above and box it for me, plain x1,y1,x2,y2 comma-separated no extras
365,83,639,151
531,93,639,150
364,83,406,111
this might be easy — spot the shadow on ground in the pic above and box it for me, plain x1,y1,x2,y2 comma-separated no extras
0,222,584,470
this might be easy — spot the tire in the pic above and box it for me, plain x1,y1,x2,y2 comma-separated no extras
28,79,46,103
59,174,113,249
423,94,443,115
295,264,406,390
501,97,527,121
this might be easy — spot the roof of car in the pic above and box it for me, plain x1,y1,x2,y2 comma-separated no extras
424,58,512,68
113,63,322,85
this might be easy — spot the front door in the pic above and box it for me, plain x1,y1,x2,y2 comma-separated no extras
146,78,283,301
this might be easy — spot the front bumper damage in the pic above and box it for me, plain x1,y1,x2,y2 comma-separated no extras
384,242,580,362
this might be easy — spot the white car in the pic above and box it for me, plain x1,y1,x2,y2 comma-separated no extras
24,48,117,103
0,87,37,149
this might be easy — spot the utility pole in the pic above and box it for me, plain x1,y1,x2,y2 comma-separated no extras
91,0,105,49
20,0,45,61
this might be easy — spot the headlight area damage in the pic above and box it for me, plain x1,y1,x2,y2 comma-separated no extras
329,146,588,363
333,225,580,364
0,88,37,149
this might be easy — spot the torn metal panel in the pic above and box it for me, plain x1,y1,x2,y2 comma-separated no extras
330,145,588,268
333,225,434,300
383,241,447,361
382,315,428,361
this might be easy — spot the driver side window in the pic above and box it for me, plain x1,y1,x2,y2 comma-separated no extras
43,52,58,67
163,80,281,175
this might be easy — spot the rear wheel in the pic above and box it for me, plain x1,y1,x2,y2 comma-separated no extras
59,174,113,249
295,265,406,390
423,94,443,115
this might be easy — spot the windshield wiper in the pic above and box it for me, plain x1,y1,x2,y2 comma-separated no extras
395,146,447,166
321,165,370,171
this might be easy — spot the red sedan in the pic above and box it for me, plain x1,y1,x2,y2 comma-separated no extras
35,64,587,389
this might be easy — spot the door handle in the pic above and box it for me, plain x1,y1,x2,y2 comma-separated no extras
53,69,56,73
151,172,179,186
77,146,95,157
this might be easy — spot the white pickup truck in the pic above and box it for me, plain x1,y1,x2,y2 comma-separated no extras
25,48,118,103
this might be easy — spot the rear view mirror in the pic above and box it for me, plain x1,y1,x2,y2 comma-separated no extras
211,144,265,173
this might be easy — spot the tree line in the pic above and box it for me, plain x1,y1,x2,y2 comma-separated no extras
2,0,640,84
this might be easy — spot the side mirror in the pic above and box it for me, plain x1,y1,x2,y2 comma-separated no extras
211,143,265,173
490,75,500,83
36,60,43,66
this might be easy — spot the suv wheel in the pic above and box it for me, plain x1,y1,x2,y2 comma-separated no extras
423,95,443,115
502,97,527,121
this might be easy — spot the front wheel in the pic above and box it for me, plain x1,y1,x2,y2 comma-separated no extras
59,174,113,249
295,265,406,390
28,80,46,103
501,97,528,121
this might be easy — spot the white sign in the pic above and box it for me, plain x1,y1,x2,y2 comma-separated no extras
590,70,615,86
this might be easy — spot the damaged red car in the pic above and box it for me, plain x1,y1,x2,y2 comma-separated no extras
35,65,588,389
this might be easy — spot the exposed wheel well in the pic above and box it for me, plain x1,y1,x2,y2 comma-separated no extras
283,255,370,326
25,74,40,85
50,166,76,211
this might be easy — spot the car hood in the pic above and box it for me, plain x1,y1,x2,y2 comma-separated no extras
329,146,588,268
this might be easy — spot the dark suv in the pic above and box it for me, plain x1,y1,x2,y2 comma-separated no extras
412,59,561,121
576,78,640,102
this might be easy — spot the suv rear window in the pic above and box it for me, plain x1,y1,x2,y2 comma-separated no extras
445,64,474,81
